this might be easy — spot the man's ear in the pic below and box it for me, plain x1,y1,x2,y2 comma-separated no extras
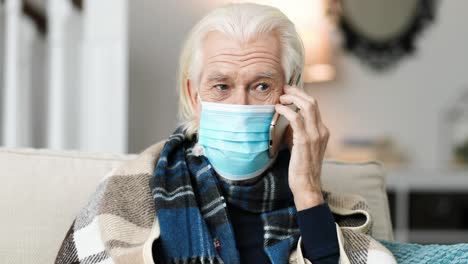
186,79,200,115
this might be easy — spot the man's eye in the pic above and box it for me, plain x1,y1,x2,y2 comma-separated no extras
255,83,270,92
214,84,229,91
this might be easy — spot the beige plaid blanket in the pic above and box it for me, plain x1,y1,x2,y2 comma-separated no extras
54,140,396,264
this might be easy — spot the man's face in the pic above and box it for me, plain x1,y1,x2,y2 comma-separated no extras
188,31,285,115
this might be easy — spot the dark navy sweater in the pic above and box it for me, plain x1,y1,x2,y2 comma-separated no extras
227,202,340,263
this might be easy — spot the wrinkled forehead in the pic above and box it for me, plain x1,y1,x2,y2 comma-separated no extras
199,31,284,81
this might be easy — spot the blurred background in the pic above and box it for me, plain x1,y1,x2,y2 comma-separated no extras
1,0,468,244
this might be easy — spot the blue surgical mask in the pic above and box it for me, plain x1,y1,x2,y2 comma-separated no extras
198,100,277,181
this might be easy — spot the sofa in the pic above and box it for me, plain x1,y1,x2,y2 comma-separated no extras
0,146,394,264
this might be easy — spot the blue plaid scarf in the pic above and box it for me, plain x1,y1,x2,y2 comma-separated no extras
151,127,301,264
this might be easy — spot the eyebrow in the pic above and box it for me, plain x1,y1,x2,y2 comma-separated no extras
206,71,230,82
205,70,281,83
255,70,280,80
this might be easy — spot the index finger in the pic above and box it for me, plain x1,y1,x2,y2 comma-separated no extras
284,85,324,124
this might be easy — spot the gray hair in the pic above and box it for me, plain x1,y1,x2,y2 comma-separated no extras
177,3,305,139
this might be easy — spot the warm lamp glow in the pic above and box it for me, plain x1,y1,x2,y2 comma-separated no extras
299,18,335,83
304,64,336,82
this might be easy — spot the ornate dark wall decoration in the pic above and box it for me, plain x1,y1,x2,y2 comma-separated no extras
338,0,438,71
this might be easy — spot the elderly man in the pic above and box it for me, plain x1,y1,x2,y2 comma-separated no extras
55,3,395,264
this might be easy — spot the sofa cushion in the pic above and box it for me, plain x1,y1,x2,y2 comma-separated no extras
322,159,393,241
0,147,392,264
0,148,136,264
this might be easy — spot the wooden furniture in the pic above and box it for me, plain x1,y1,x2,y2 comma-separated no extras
386,168,468,244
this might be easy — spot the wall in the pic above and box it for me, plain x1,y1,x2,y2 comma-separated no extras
128,1,468,170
